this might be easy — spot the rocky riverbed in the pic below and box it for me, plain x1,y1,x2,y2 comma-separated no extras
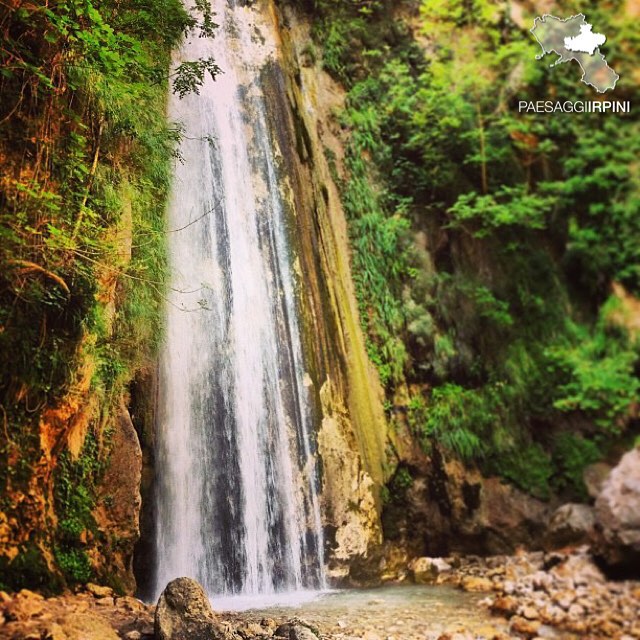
0,547,638,640
424,546,640,639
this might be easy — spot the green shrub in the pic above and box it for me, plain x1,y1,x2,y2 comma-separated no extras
52,434,102,584
494,443,554,500
546,317,639,434
419,384,495,460
55,548,93,584
552,433,601,498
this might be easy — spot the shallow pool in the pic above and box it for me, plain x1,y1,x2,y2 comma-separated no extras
217,584,508,639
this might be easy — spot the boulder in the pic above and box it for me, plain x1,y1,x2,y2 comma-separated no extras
460,576,494,592
3,589,45,621
274,620,319,640
93,400,143,594
387,452,552,557
551,549,605,585
86,583,114,599
491,595,518,617
545,503,595,549
154,577,221,640
583,462,611,500
509,615,540,637
410,557,452,584
593,447,640,572
45,623,68,640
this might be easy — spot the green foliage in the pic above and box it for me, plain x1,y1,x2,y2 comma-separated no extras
447,186,553,237
0,0,212,535
55,548,93,584
552,433,601,498
173,59,222,98
556,120,640,294
494,443,554,500
338,108,414,386
54,433,102,518
546,313,639,433
381,463,414,537
419,385,493,460
0,0,220,589
311,0,640,496
382,464,414,505
393,466,413,491
52,433,102,583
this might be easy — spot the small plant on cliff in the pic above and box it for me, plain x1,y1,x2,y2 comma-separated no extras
52,433,103,584
552,433,602,499
493,443,554,500
546,315,640,435
55,548,93,584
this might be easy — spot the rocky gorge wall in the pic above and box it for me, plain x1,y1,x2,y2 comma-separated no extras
259,0,546,575
0,234,146,594
0,0,187,594
259,0,640,582
232,0,567,582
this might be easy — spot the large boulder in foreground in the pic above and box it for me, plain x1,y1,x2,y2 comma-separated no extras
593,447,640,573
155,577,221,640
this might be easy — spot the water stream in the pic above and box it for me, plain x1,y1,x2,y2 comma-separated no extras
153,0,325,601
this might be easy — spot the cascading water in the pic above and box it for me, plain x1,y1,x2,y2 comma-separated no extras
152,0,326,604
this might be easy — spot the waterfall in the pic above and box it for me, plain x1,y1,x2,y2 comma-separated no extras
152,0,326,604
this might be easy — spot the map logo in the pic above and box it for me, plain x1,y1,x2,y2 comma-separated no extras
531,14,619,93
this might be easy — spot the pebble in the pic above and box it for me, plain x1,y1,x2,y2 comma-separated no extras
460,547,640,639
86,583,114,599
520,605,539,620
510,615,541,637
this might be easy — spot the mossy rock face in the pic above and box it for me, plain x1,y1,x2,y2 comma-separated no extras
0,543,62,594
0,0,190,595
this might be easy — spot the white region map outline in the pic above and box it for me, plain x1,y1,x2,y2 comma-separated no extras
530,13,619,93
564,23,607,55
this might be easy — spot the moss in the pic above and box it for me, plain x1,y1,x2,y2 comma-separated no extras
102,572,127,596
381,464,415,540
55,548,93,584
552,433,602,499
0,543,62,594
490,443,554,501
